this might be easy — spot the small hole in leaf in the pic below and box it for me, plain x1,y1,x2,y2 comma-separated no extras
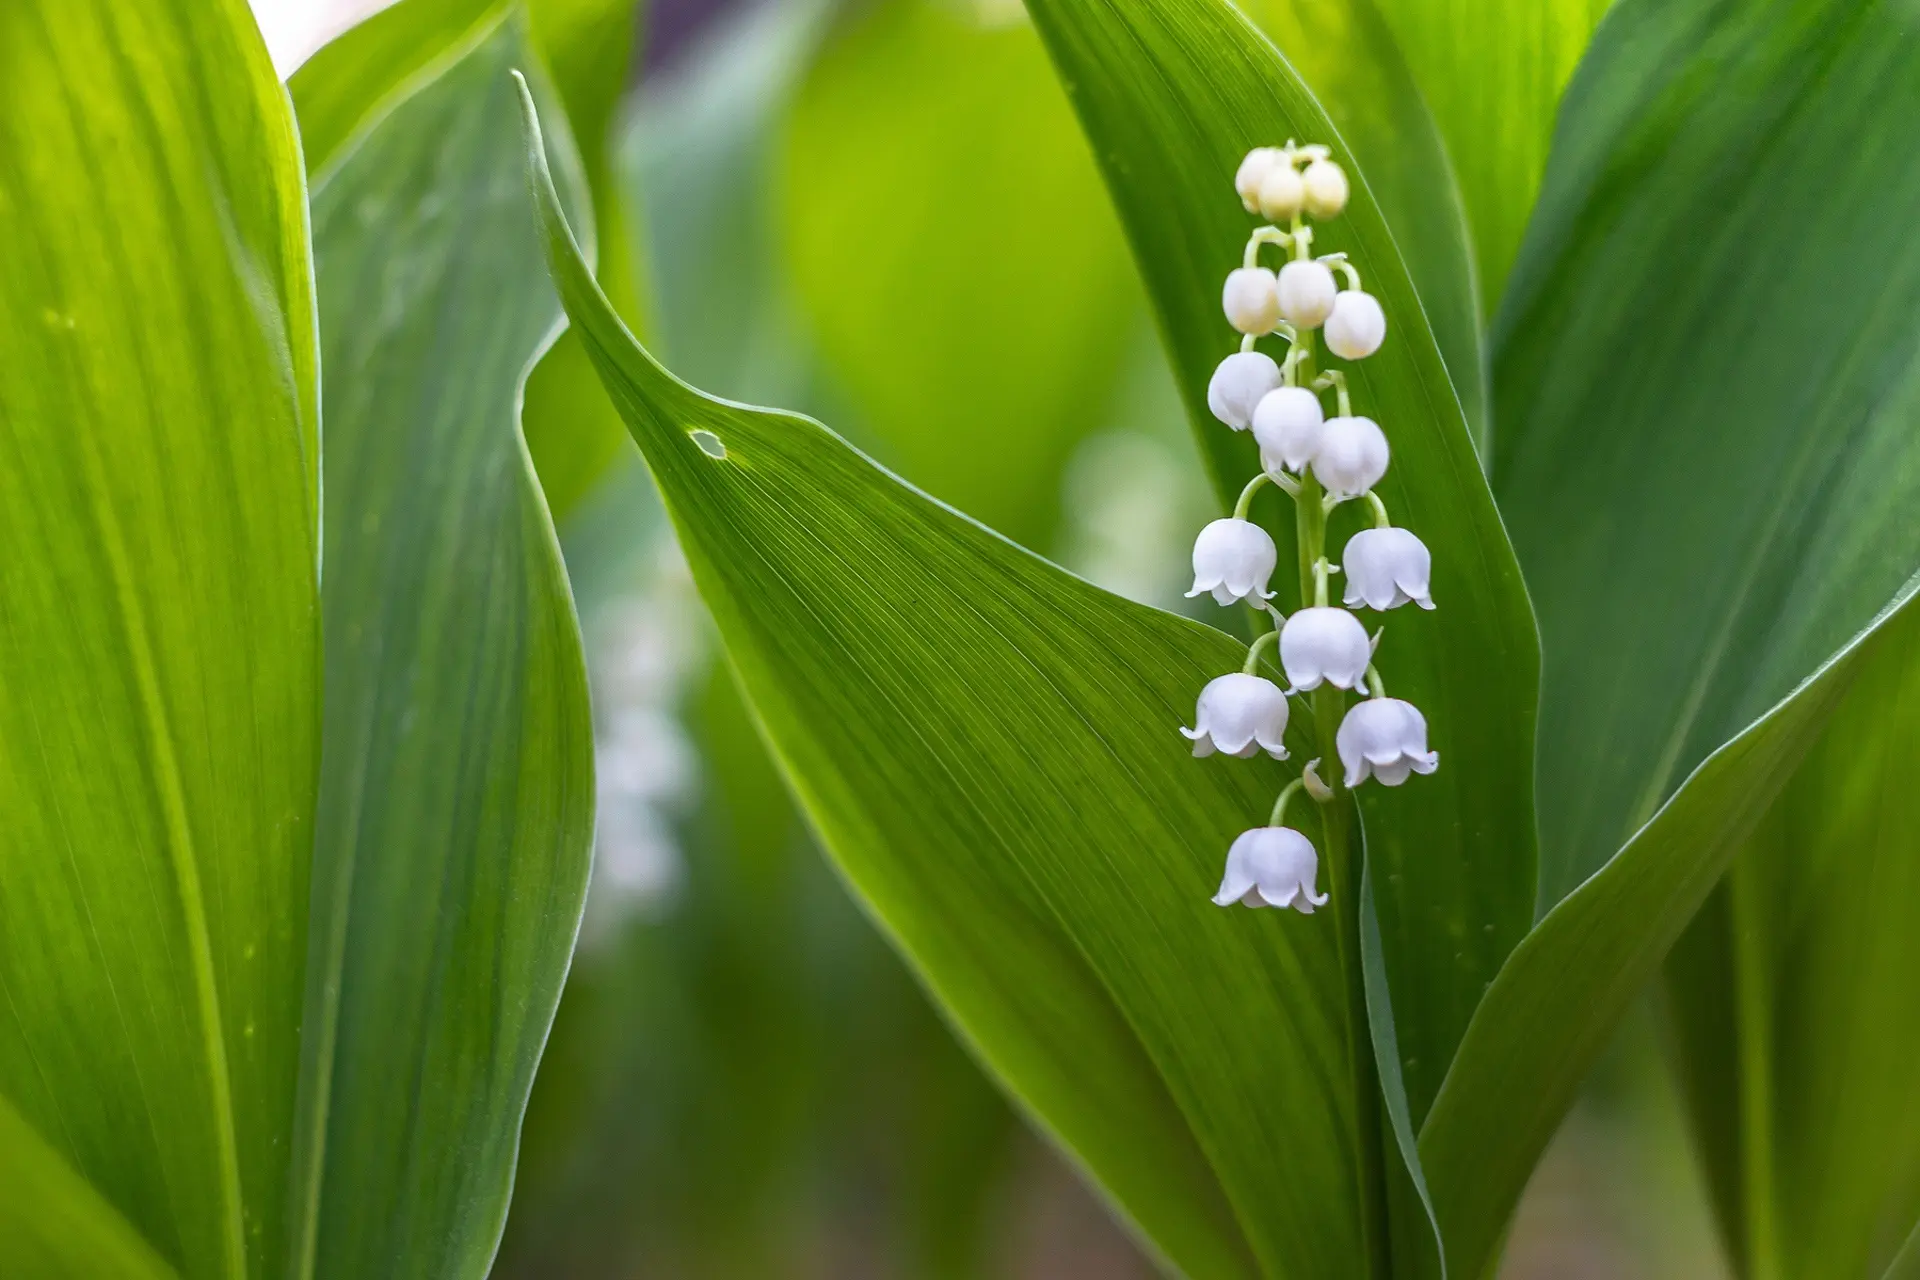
688,429,727,460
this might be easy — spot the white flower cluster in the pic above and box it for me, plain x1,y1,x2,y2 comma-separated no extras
1184,143,1440,914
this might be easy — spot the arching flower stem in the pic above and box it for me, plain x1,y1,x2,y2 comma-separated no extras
1242,224,1294,268
1318,252,1363,292
1364,490,1392,530
1314,368,1353,417
1242,628,1279,676
1365,663,1387,699
1268,774,1308,826
1232,472,1270,520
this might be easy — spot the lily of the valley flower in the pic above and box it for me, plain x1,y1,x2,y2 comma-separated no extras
1337,696,1439,787
1312,415,1389,498
1234,146,1286,212
1183,672,1290,759
1301,158,1349,219
1324,290,1386,360
1342,526,1435,611
1212,826,1328,912
1251,384,1324,474
1188,517,1277,606
1279,606,1371,691
1276,259,1337,329
1223,267,1280,335
1208,351,1282,430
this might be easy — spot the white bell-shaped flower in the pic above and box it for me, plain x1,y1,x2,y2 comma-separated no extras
1182,673,1289,759
1312,415,1389,498
1302,158,1349,218
1223,267,1280,335
1257,163,1305,222
1276,259,1337,329
1279,606,1370,690
1342,526,1434,611
1251,385,1324,474
1207,351,1282,430
1235,147,1286,213
1187,518,1277,606
1212,826,1328,912
1324,290,1386,360
1337,697,1439,787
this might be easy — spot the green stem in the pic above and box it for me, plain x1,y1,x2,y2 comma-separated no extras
1291,324,1390,1279
1364,490,1391,530
1242,628,1278,676
1268,775,1307,826
1233,472,1270,521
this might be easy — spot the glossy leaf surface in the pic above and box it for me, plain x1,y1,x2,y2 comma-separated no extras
0,0,320,1275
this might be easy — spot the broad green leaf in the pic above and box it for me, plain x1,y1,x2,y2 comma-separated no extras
1021,0,1539,1139
0,1096,180,1279
1664,605,1920,1279
1366,0,1609,310
1416,0,1920,1272
0,1,320,1277
525,79,1386,1278
1238,0,1487,451
288,18,593,1278
288,0,644,520
778,0,1144,546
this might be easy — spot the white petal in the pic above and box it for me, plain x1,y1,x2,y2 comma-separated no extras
1280,607,1371,691
1238,826,1326,913
1235,147,1285,212
1223,268,1280,335
1301,159,1349,218
1341,526,1431,612
1324,290,1386,360
1191,673,1288,757
1251,385,1325,474
1312,416,1390,497
1257,164,1305,222
1276,259,1337,329
1207,351,1282,430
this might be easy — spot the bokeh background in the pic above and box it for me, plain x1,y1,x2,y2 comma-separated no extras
253,0,1732,1273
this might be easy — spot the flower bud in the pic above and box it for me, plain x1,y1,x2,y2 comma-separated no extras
1182,673,1289,759
1301,159,1349,218
1187,518,1277,606
1257,163,1305,222
1251,385,1324,474
1337,697,1439,787
1324,290,1386,360
1207,351,1282,430
1279,606,1371,691
1342,526,1434,611
1311,415,1389,497
1275,259,1337,329
1223,267,1280,336
1213,826,1328,912
1235,147,1286,213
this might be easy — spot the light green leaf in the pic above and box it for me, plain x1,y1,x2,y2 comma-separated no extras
0,1,320,1277
525,78,1387,1278
1665,605,1920,1279
0,1096,181,1280
1416,0,1920,1272
1238,0,1487,451
288,18,593,1278
1367,0,1609,309
1021,0,1539,1137
778,0,1144,546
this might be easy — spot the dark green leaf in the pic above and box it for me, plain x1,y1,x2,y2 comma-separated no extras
288,19,593,1277
0,0,321,1275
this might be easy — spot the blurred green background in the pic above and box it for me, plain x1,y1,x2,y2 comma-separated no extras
254,0,1739,1273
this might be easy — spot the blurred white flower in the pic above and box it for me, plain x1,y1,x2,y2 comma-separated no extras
1337,697,1439,787
1280,606,1370,691
1257,163,1305,222
1212,826,1327,912
1301,158,1349,219
1223,267,1280,335
1182,673,1289,759
1235,147,1287,213
1187,517,1277,606
1342,526,1434,611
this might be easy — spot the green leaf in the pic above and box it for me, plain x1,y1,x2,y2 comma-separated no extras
0,0,320,1275
777,0,1145,546
1365,0,1609,309
1021,0,1539,1137
288,18,593,1278
1414,0,1920,1271
1237,0,1488,451
1664,606,1920,1279
0,1096,181,1280
525,79,1390,1278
